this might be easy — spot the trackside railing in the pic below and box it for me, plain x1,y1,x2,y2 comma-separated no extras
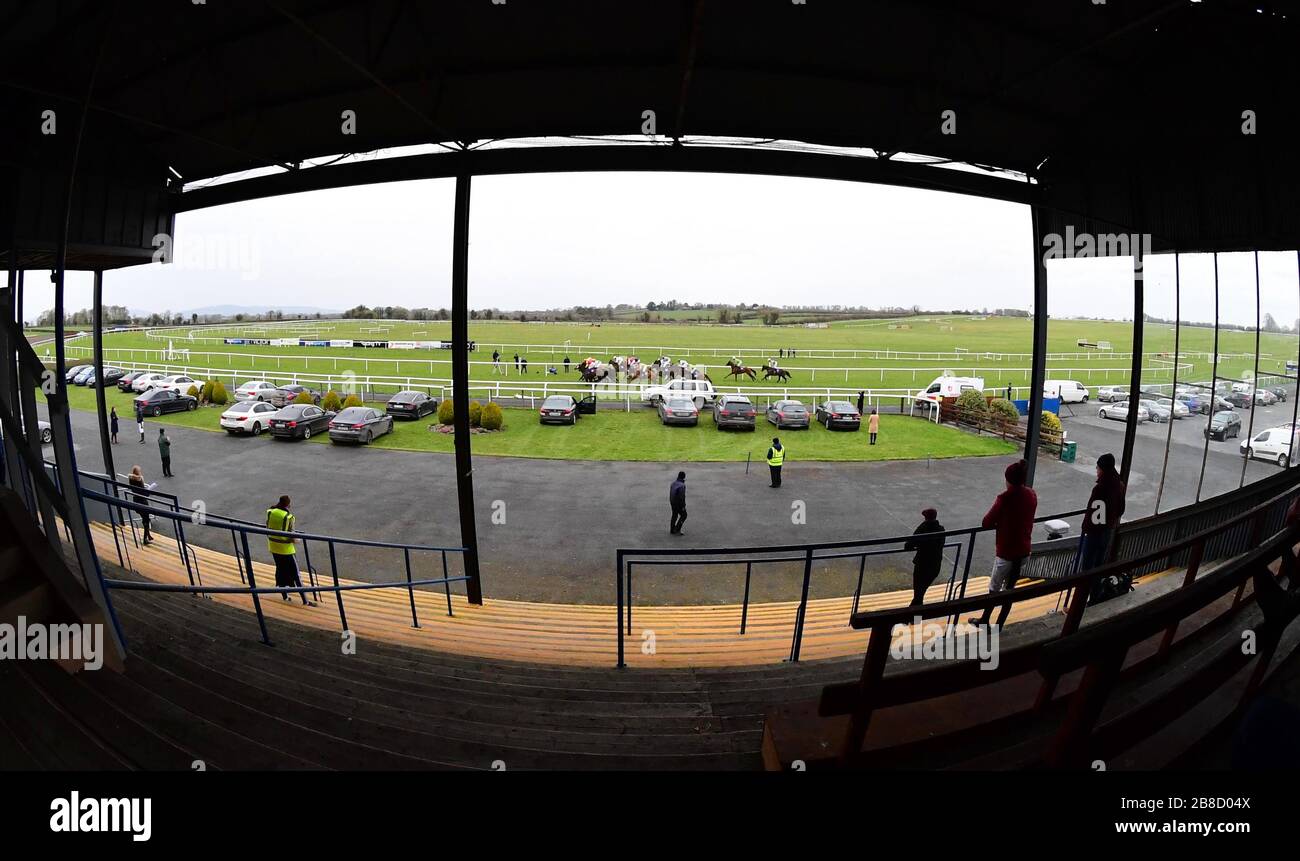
81,486,471,649
615,466,1300,668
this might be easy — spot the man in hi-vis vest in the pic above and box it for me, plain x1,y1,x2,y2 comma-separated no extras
766,437,785,488
267,495,314,606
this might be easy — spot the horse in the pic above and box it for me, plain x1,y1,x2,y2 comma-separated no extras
580,363,615,384
726,361,757,381
763,367,791,383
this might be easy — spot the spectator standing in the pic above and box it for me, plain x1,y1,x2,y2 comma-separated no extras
564,355,571,373
158,428,173,477
266,495,315,606
867,409,880,445
1077,452,1126,573
127,465,153,545
766,437,786,488
134,399,145,444
109,407,119,445
492,349,501,374
905,508,946,606
514,353,520,372
857,391,865,415
669,471,688,535
521,356,528,374
970,460,1038,628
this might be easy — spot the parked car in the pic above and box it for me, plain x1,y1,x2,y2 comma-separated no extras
1155,397,1189,419
235,380,280,402
767,399,810,429
38,420,52,444
116,371,147,392
539,394,581,425
131,372,168,392
72,366,96,386
63,364,91,383
1097,401,1148,423
1240,425,1298,467
328,406,395,444
1139,399,1171,423
269,384,322,408
386,390,439,420
1096,385,1127,403
712,395,757,431
1269,385,1289,403
268,403,335,439
151,374,202,395
1224,391,1254,410
1205,410,1242,441
657,394,700,426
88,367,127,387
1254,388,1277,406
219,400,278,435
134,388,197,416
815,400,862,430
1175,391,1210,414
643,377,716,408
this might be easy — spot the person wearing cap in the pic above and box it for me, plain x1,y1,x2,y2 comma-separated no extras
971,459,1038,627
1077,452,1126,574
669,471,688,535
905,508,946,606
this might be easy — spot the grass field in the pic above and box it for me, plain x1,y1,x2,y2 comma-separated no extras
45,383,1016,462
52,316,1294,402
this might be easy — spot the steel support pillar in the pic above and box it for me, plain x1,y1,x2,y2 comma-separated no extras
1239,252,1262,488
1024,206,1049,484
92,270,114,481
1195,254,1221,502
451,174,483,605
1119,248,1144,487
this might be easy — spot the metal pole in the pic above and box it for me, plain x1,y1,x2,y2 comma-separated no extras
1154,253,1180,514
1196,254,1221,502
1289,250,1300,470
790,547,814,662
1119,244,1145,487
240,531,273,646
451,174,483,605
1239,251,1262,488
1024,207,1049,484
616,550,625,668
92,270,115,481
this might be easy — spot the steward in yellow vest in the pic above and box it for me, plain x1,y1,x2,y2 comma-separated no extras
266,495,314,607
766,437,785,488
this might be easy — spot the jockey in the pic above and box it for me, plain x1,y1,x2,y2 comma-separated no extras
768,357,777,369
730,355,742,368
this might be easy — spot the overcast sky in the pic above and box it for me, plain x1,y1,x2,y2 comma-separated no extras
32,172,1300,327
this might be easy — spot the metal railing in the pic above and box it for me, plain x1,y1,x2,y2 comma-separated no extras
614,466,1300,668
80,484,471,649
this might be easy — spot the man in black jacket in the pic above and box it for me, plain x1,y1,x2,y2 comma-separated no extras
669,471,687,535
905,508,946,606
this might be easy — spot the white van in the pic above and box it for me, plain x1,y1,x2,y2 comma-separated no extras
1044,379,1089,404
914,375,984,405
1240,425,1299,467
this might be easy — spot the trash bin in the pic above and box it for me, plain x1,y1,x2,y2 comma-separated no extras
1060,440,1077,463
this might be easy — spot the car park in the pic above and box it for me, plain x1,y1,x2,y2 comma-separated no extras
328,406,395,444
131,372,167,392
1240,425,1298,467
269,384,323,408
539,395,581,425
220,400,278,435
643,377,716,408
1043,380,1089,403
235,380,280,402
712,395,757,430
134,388,197,416
1155,397,1189,419
1205,410,1242,441
63,364,90,383
1097,401,1148,423
386,390,439,419
767,399,810,429
72,366,96,385
1096,385,1126,402
269,403,335,439
658,394,700,426
815,400,862,430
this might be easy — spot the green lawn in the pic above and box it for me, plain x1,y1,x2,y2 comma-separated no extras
47,383,1015,462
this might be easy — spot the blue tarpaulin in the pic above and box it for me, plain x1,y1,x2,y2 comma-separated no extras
1013,397,1060,415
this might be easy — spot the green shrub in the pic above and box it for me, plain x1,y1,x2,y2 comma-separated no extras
293,390,315,405
209,381,229,406
437,399,455,425
1040,410,1063,440
988,398,1020,428
954,389,988,420
468,400,483,428
342,394,363,409
201,381,215,403
322,390,343,412
481,402,503,431
187,384,201,400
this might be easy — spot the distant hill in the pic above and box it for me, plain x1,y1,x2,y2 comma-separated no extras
177,304,341,317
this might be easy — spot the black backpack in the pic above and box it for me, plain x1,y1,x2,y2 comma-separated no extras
1088,571,1134,606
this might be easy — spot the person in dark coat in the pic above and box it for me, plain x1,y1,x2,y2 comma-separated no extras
127,465,153,544
109,407,119,444
134,399,145,443
669,471,687,535
857,391,865,415
905,508,946,606
1077,452,1126,573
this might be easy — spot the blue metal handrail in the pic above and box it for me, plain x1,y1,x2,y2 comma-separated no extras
84,487,470,649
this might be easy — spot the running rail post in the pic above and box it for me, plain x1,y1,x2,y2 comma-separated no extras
1120,242,1145,487
1024,206,1049,484
451,173,483,605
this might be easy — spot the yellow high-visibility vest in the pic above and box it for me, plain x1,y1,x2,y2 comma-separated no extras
767,445,785,466
266,508,296,556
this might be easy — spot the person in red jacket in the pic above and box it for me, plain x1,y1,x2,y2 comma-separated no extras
970,459,1038,628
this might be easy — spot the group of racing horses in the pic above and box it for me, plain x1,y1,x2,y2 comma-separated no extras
574,355,791,384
